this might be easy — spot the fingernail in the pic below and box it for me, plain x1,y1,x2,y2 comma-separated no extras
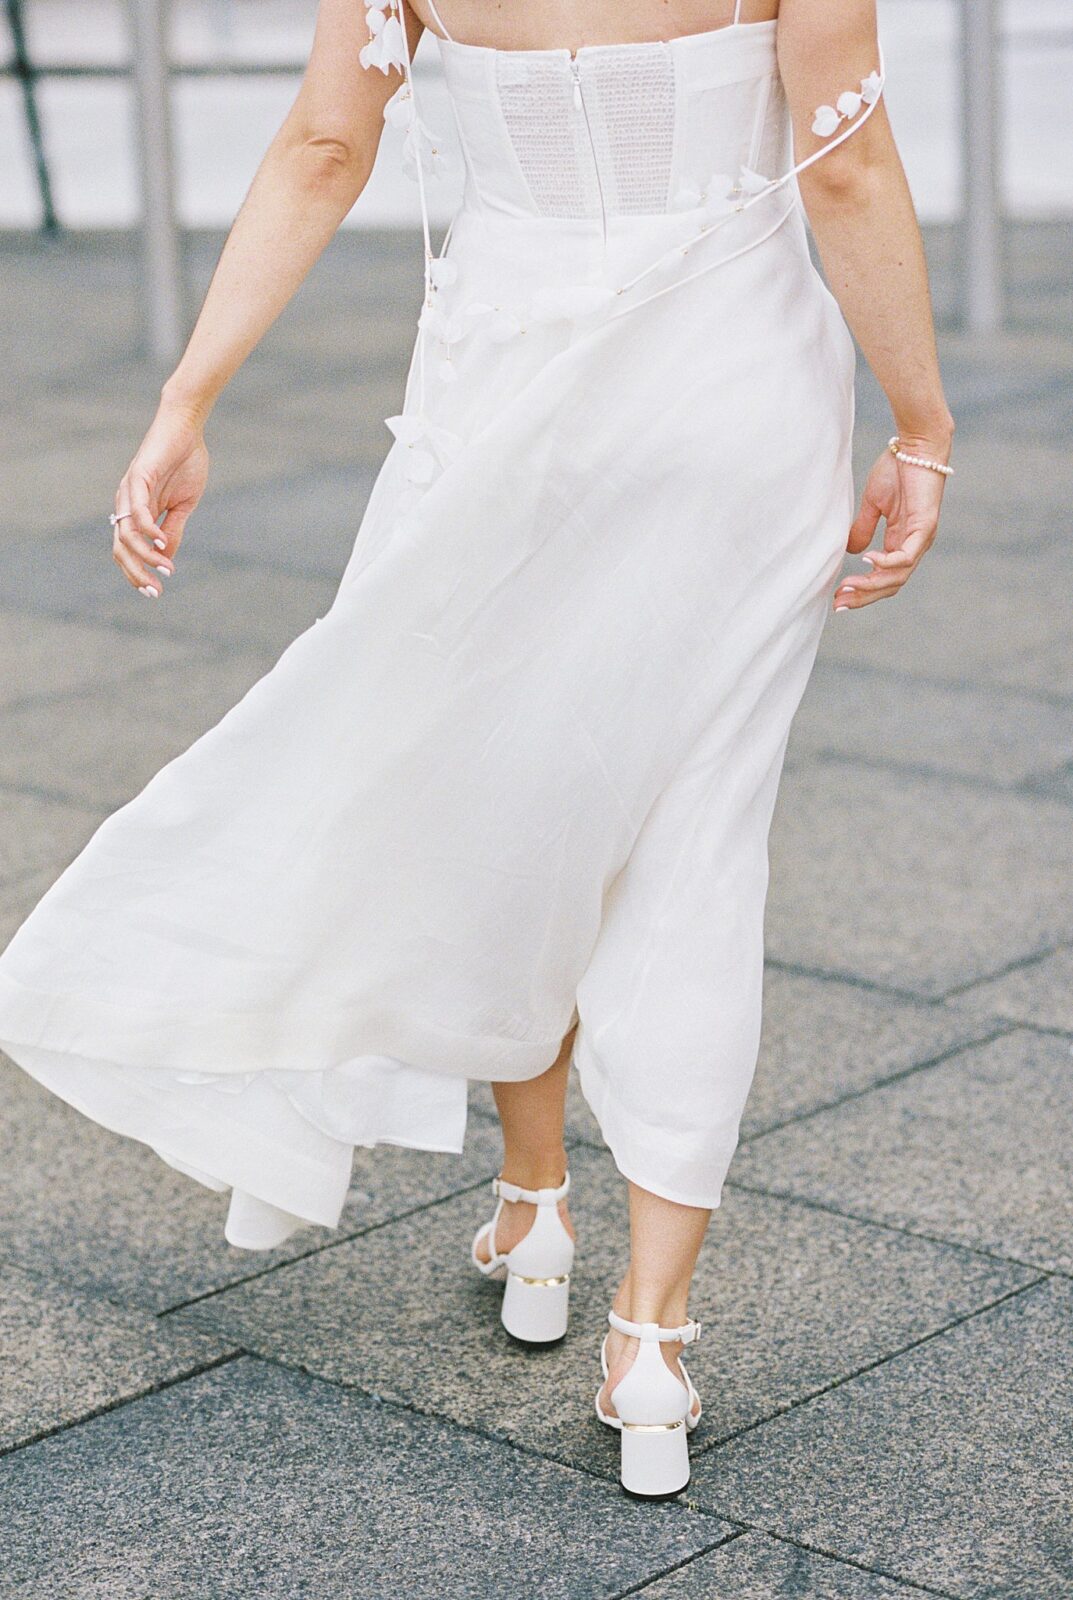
835,604,850,612
154,565,171,576
840,585,858,594
861,555,875,566
139,585,154,597
153,538,167,550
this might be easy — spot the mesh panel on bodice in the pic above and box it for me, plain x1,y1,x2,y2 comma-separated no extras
495,46,678,218
494,55,600,220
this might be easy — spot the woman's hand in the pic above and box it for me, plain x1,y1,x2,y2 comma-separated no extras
112,402,210,598
834,434,951,611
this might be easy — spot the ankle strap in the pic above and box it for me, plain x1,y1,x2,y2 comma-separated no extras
492,1170,570,1205
608,1309,702,1345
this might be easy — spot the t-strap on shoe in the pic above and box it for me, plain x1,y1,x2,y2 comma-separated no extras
594,1309,702,1498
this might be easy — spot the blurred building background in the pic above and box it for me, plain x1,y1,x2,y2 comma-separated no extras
2,0,1072,231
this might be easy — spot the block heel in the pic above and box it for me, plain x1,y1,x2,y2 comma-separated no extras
501,1268,570,1344
619,1418,691,1500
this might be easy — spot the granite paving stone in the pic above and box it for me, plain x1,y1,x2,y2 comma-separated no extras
0,867,66,953
944,944,1073,1034
0,789,106,885
104,560,339,654
634,1533,923,1598
766,759,1073,997
739,969,996,1137
0,528,336,657
687,1279,1073,1599
900,434,1073,557
0,651,279,809
180,1144,1032,1477
787,660,1073,788
816,541,1070,697
1024,759,1073,807
0,1358,732,1600
730,1029,1073,1273
185,463,379,579
0,1260,234,1452
0,1059,508,1309
0,611,194,709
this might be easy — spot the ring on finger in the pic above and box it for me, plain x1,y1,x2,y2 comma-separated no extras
109,510,135,527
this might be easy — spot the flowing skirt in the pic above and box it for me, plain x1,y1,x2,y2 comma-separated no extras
0,195,855,1247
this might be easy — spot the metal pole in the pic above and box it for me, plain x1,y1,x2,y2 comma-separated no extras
5,0,58,231
129,0,183,363
960,0,1003,333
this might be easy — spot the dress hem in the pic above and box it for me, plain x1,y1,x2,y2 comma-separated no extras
0,969,563,1083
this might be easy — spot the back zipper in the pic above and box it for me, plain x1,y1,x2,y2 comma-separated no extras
569,57,608,250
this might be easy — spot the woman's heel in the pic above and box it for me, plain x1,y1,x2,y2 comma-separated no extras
619,1417,691,1501
501,1268,571,1344
595,1310,702,1499
470,1171,574,1345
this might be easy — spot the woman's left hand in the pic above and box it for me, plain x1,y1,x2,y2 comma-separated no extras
835,436,951,611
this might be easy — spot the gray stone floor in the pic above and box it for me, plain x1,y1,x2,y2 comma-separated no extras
1,222,1071,1599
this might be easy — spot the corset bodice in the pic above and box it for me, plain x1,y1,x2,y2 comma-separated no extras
437,22,791,224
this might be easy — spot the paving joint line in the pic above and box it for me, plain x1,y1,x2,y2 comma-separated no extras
3,1330,960,1600
807,745,1073,805
602,1532,748,1600
0,596,326,657
759,1529,967,1599
762,956,950,1005
733,1024,1014,1146
722,1176,1071,1280
158,1140,588,1319
689,1275,1046,1459
0,1349,243,1461
226,1348,735,1516
811,650,1073,713
940,939,1069,999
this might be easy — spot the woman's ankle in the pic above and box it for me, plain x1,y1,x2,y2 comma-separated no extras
499,1148,569,1191
613,1278,691,1331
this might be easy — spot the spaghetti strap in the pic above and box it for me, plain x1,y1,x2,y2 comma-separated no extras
733,0,744,23
424,0,454,41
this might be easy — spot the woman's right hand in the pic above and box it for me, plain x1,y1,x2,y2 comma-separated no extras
834,429,952,611
112,401,210,598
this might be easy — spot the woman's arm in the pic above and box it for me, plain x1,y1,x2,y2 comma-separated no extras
113,0,423,596
777,0,954,611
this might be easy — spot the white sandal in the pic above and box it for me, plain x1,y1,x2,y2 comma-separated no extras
594,1310,702,1499
470,1171,574,1345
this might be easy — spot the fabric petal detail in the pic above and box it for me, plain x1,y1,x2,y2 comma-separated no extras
429,257,459,288
811,105,841,138
737,166,771,196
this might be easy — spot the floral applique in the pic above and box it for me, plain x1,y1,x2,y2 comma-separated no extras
385,413,464,486
383,83,450,182
811,70,883,137
671,171,737,217
359,2,407,74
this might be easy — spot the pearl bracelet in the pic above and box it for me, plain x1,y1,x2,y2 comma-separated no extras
888,436,955,477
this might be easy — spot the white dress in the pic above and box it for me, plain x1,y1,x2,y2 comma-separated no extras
0,3,883,1248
